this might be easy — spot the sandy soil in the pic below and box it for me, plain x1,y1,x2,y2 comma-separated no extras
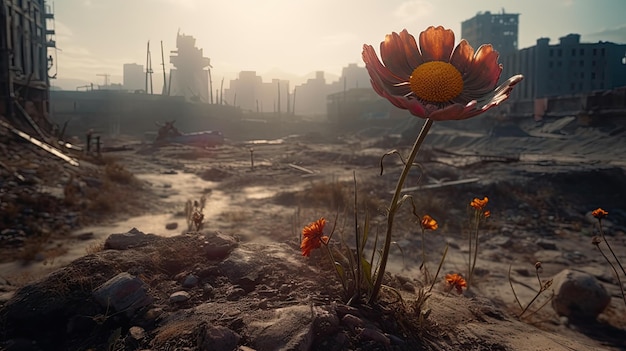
2,118,626,350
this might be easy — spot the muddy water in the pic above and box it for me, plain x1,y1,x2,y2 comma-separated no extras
0,170,288,280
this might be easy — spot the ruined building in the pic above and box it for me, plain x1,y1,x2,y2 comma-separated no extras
1,0,55,129
168,32,211,103
462,10,519,57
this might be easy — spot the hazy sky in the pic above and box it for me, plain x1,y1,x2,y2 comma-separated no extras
51,0,626,90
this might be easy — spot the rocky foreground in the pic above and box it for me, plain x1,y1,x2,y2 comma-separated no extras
1,227,624,351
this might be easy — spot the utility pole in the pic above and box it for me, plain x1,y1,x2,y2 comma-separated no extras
220,78,224,105
145,41,153,94
208,69,213,104
160,41,167,95
277,81,281,117
292,87,297,116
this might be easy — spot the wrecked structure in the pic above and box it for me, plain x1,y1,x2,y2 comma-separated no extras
1,0,55,130
169,31,211,103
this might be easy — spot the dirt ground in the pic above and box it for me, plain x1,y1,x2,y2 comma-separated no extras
1,117,626,350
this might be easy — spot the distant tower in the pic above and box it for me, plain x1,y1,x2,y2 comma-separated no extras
461,10,519,56
123,63,144,91
169,31,211,102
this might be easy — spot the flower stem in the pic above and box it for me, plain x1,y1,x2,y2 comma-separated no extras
421,227,428,284
369,118,433,304
597,241,626,306
469,211,480,289
599,220,626,278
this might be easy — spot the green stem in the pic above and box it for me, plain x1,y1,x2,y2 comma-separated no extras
421,227,427,284
428,243,449,293
468,217,473,288
470,211,480,289
369,118,433,304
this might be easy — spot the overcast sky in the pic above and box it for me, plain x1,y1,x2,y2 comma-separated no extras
50,0,626,90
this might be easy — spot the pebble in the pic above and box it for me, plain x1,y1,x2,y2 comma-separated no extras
169,290,191,303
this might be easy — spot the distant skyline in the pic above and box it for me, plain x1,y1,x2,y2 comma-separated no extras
50,0,626,91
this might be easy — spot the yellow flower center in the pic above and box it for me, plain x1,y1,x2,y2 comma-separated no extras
409,61,463,103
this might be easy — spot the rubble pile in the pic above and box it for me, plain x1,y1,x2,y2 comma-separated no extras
0,126,156,263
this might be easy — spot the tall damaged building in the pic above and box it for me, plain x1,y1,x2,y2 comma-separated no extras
1,0,56,130
169,31,211,103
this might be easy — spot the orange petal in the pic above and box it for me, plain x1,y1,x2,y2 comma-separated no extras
463,44,502,96
419,26,455,62
399,29,424,68
381,32,416,77
450,39,475,75
362,44,412,97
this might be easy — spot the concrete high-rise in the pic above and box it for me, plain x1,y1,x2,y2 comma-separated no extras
123,63,144,92
461,10,519,56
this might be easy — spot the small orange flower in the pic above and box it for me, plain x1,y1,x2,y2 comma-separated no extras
420,214,438,230
300,218,329,257
483,210,491,218
445,273,467,294
470,197,488,211
592,208,608,220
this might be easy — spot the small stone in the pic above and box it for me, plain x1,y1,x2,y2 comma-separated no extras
165,222,178,230
75,232,94,240
204,232,238,260
312,305,339,337
200,325,241,351
227,287,246,301
169,290,191,303
535,239,557,250
341,314,364,330
128,326,146,340
182,274,199,288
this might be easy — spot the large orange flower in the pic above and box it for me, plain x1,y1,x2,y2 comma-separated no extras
362,26,523,121
300,218,329,257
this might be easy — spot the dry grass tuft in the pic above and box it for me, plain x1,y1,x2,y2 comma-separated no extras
152,320,200,348
85,241,105,255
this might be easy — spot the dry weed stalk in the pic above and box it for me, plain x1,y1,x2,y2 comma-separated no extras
508,262,554,319
591,208,626,306
185,196,206,231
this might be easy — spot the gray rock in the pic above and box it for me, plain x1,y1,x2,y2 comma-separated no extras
199,325,241,351
248,305,313,351
182,274,199,288
104,228,155,250
312,305,340,337
535,238,557,250
203,231,238,260
128,326,146,340
341,314,364,330
219,247,262,291
169,291,191,303
93,272,153,316
551,269,611,321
